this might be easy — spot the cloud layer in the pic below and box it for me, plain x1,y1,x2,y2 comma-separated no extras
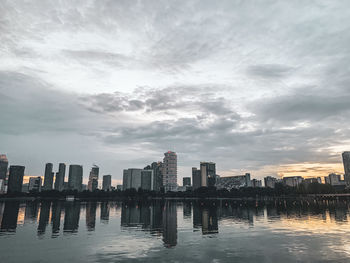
1,0,350,182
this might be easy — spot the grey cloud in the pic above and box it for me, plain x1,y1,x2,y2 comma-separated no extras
247,64,295,78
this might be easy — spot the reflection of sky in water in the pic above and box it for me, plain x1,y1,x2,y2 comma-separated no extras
1,200,350,262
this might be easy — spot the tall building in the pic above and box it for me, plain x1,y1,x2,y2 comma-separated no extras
43,163,54,190
342,152,350,185
144,161,163,192
54,163,66,191
0,154,8,180
29,177,42,192
183,177,191,187
7,165,25,193
141,170,154,191
283,176,303,187
200,162,216,187
264,176,278,188
68,165,83,191
163,151,177,192
88,165,99,191
102,175,112,191
123,169,142,190
0,155,8,193
192,167,201,190
251,179,262,188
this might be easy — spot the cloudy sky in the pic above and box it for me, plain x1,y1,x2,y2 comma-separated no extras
1,0,350,185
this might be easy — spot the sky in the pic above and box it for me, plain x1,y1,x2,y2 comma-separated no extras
1,0,350,185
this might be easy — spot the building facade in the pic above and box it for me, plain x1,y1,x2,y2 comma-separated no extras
216,173,251,190
283,176,304,187
43,163,54,190
141,170,154,191
264,176,279,188
7,165,25,193
144,162,163,192
183,177,191,187
102,175,112,191
0,154,8,193
54,163,66,191
163,151,177,192
123,168,142,190
200,162,216,187
192,168,201,190
88,165,99,191
68,165,83,191
343,152,350,185
29,177,42,192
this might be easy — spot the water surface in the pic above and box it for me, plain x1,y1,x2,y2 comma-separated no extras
0,200,350,262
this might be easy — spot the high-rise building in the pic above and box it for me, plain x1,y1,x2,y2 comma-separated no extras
54,163,66,191
283,176,304,187
0,154,8,180
88,165,99,191
141,170,154,190
251,179,262,188
163,151,177,192
192,168,201,190
7,165,25,193
342,152,350,185
144,161,163,192
102,175,112,191
43,163,54,190
68,165,83,191
183,177,191,187
123,168,142,190
29,177,42,192
200,162,216,187
264,176,278,188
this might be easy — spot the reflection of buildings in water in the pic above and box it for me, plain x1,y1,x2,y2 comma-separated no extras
0,202,4,224
100,202,110,223
37,202,51,236
51,202,62,235
183,202,191,218
162,202,177,248
193,204,202,229
64,202,80,233
86,202,97,231
1,201,20,232
24,201,39,223
202,208,218,235
330,205,348,222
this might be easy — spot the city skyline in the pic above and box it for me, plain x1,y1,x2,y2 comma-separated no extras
1,1,350,184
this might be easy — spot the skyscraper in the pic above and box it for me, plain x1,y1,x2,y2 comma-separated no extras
7,165,25,193
343,152,350,185
163,151,177,192
0,154,8,180
200,162,216,187
88,165,99,191
141,170,154,190
68,165,83,191
43,163,54,190
192,168,201,190
0,155,8,193
144,161,163,192
54,163,66,191
123,168,142,190
102,175,112,191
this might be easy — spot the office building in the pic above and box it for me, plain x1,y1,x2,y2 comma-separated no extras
123,168,142,190
7,165,25,193
29,177,42,192
283,176,304,187
264,176,279,188
200,162,216,187
325,173,346,186
144,161,163,192
102,175,112,191
68,165,83,191
141,170,154,190
163,151,177,192
88,165,99,191
43,163,54,190
251,179,262,188
183,177,191,187
192,168,201,190
0,154,8,180
343,152,350,185
216,173,251,190
116,185,123,191
54,163,66,191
